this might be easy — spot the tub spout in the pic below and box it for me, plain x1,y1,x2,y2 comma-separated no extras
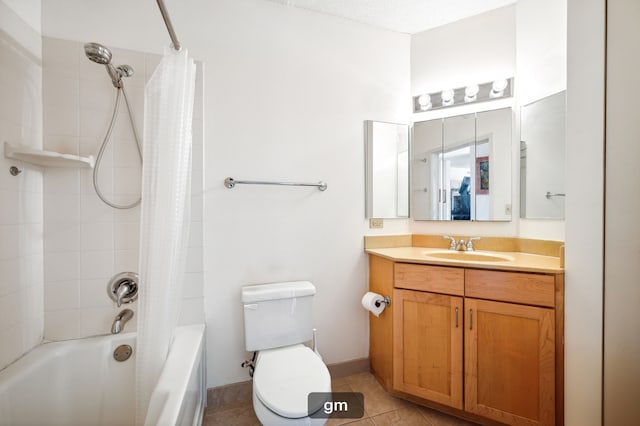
111,309,134,334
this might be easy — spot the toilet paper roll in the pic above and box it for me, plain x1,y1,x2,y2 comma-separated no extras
361,291,386,317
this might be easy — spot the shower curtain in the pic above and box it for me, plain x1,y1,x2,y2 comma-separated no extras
135,46,196,426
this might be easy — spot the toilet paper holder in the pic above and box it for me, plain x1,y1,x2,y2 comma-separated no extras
375,296,391,307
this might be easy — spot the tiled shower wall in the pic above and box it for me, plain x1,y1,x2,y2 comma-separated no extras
0,29,44,367
42,37,204,340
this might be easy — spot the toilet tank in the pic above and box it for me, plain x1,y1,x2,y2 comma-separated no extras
242,281,316,352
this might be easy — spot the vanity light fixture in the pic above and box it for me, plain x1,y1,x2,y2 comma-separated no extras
413,78,514,113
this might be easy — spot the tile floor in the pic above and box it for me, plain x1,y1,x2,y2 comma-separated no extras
202,372,478,426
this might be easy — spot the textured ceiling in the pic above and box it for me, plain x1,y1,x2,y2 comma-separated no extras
264,0,517,34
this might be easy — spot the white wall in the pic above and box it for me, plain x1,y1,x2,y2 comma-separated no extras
2,0,40,35
201,1,410,387
410,6,518,236
42,0,411,387
565,0,605,424
604,0,640,423
0,0,43,369
411,6,516,97
40,37,204,340
0,0,40,58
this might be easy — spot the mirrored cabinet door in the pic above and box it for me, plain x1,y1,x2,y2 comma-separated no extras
476,108,512,221
520,91,566,219
411,108,512,221
412,119,443,220
365,121,409,218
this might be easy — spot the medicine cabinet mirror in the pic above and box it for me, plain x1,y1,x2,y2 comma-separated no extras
365,121,409,218
520,91,566,219
411,108,512,221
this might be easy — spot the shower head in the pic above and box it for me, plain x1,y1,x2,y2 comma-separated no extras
84,42,113,65
83,42,134,88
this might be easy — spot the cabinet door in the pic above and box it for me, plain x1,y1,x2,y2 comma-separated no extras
393,289,463,409
464,298,555,426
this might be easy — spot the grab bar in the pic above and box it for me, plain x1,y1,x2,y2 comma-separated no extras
224,177,327,191
156,0,181,51
545,191,566,199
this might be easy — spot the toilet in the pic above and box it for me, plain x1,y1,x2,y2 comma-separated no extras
242,281,332,425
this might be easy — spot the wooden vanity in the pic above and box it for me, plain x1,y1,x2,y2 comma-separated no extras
366,235,564,426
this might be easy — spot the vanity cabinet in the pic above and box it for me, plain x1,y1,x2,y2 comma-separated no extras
393,289,463,409
464,298,555,426
369,257,563,426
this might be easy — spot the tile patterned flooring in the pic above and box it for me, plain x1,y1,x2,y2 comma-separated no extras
202,372,478,426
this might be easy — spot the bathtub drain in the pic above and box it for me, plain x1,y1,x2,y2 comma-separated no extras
113,344,133,362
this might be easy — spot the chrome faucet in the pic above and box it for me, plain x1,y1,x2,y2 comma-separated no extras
111,309,134,334
466,237,481,251
455,239,467,251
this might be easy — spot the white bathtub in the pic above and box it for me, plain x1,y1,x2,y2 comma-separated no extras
0,324,206,426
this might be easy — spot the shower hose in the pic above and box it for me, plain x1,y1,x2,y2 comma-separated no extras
93,85,143,209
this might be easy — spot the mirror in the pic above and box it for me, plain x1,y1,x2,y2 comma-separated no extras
411,107,512,221
365,121,409,218
520,91,566,219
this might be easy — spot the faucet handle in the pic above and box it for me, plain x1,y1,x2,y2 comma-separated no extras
466,237,481,251
116,284,130,308
443,235,456,250
107,272,139,307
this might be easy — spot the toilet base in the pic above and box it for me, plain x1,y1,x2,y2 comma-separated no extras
253,391,328,426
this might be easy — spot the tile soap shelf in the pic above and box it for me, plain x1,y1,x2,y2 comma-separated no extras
4,142,95,169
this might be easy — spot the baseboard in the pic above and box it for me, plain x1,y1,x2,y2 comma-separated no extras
206,357,370,409
327,357,370,379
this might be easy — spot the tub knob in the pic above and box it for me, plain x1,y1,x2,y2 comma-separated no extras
107,272,139,307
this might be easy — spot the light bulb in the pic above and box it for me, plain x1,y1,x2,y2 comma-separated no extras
490,79,508,98
441,89,454,106
493,79,508,91
464,84,479,103
417,94,431,110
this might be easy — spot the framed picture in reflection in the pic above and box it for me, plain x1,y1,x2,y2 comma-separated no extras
476,156,489,195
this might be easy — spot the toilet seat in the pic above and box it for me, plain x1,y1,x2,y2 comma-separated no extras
253,344,331,419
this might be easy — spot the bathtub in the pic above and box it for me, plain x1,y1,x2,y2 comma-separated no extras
0,324,206,426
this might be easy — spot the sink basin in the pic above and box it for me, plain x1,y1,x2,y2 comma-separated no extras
424,250,513,263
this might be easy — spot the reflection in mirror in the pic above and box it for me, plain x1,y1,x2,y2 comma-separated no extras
365,121,409,218
444,114,475,220
520,91,566,219
411,108,512,221
477,108,512,221
412,119,442,220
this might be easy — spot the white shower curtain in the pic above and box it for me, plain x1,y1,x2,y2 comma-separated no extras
135,46,196,426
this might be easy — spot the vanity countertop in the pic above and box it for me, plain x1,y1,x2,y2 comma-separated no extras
366,246,563,274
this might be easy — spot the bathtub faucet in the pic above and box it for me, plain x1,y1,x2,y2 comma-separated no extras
111,309,134,334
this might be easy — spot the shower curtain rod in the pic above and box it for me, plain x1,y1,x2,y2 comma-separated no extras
156,0,181,51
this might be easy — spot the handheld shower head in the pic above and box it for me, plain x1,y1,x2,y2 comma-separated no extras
83,42,134,88
84,42,113,65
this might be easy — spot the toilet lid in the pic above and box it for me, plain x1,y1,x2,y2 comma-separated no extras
254,344,331,419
